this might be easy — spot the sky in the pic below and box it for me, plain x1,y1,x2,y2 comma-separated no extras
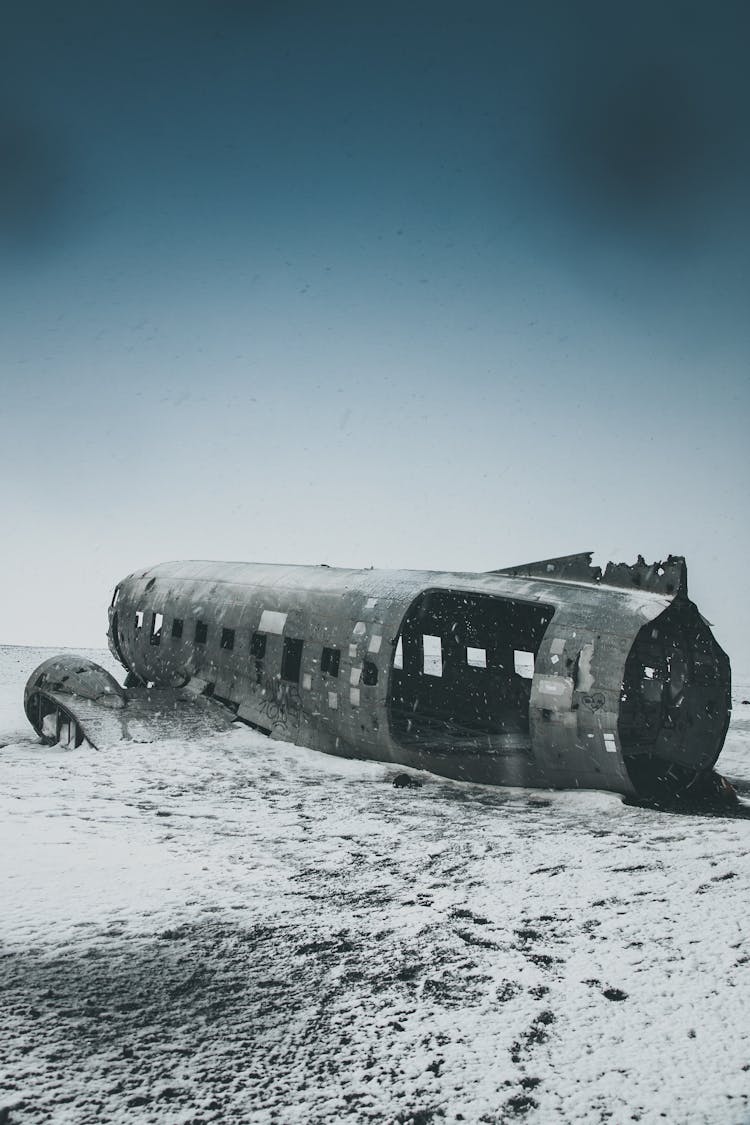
1,1,748,672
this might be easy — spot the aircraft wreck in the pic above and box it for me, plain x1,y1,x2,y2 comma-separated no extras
24,553,732,801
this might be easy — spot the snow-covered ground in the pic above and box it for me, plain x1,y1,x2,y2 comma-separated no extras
1,645,749,1125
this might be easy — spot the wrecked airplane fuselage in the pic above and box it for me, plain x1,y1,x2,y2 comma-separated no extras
25,553,731,800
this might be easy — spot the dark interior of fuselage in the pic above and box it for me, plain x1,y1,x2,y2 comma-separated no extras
618,599,731,799
388,590,554,756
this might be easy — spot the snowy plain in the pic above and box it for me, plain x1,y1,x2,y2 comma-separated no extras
1,644,749,1125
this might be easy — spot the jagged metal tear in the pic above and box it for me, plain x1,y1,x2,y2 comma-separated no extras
492,552,688,597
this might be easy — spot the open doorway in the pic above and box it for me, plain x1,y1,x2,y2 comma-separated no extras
388,589,554,754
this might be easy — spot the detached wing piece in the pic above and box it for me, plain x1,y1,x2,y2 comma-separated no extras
24,655,234,750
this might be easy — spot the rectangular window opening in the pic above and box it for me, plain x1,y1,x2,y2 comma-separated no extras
135,610,144,630
171,618,184,639
281,637,304,683
150,612,163,646
394,636,404,670
195,621,208,645
363,660,378,686
251,632,266,684
221,627,235,651
423,634,443,677
514,649,535,679
466,646,487,669
321,647,340,677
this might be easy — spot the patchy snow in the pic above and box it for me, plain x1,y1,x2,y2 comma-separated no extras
1,645,749,1124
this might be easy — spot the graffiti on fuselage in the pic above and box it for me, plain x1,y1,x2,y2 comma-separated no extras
258,674,302,733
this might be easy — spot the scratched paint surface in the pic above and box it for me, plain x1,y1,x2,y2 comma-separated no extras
1,646,749,1124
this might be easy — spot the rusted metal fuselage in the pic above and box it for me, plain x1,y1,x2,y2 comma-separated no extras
24,553,731,798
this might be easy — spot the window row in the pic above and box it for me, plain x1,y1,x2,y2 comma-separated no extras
134,611,536,683
133,611,377,685
392,634,536,678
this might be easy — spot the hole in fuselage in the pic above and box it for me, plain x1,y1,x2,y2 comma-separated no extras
619,599,731,798
388,589,553,756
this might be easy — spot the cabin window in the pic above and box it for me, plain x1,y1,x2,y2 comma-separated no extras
281,638,304,683
135,610,144,631
221,627,235,651
321,647,340,677
363,660,378,686
110,586,120,608
150,612,163,646
467,646,487,669
394,636,403,669
513,650,535,679
251,632,266,683
171,618,184,639
195,621,208,645
422,634,443,677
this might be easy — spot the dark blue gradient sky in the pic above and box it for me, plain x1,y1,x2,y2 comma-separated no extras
2,1,749,669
